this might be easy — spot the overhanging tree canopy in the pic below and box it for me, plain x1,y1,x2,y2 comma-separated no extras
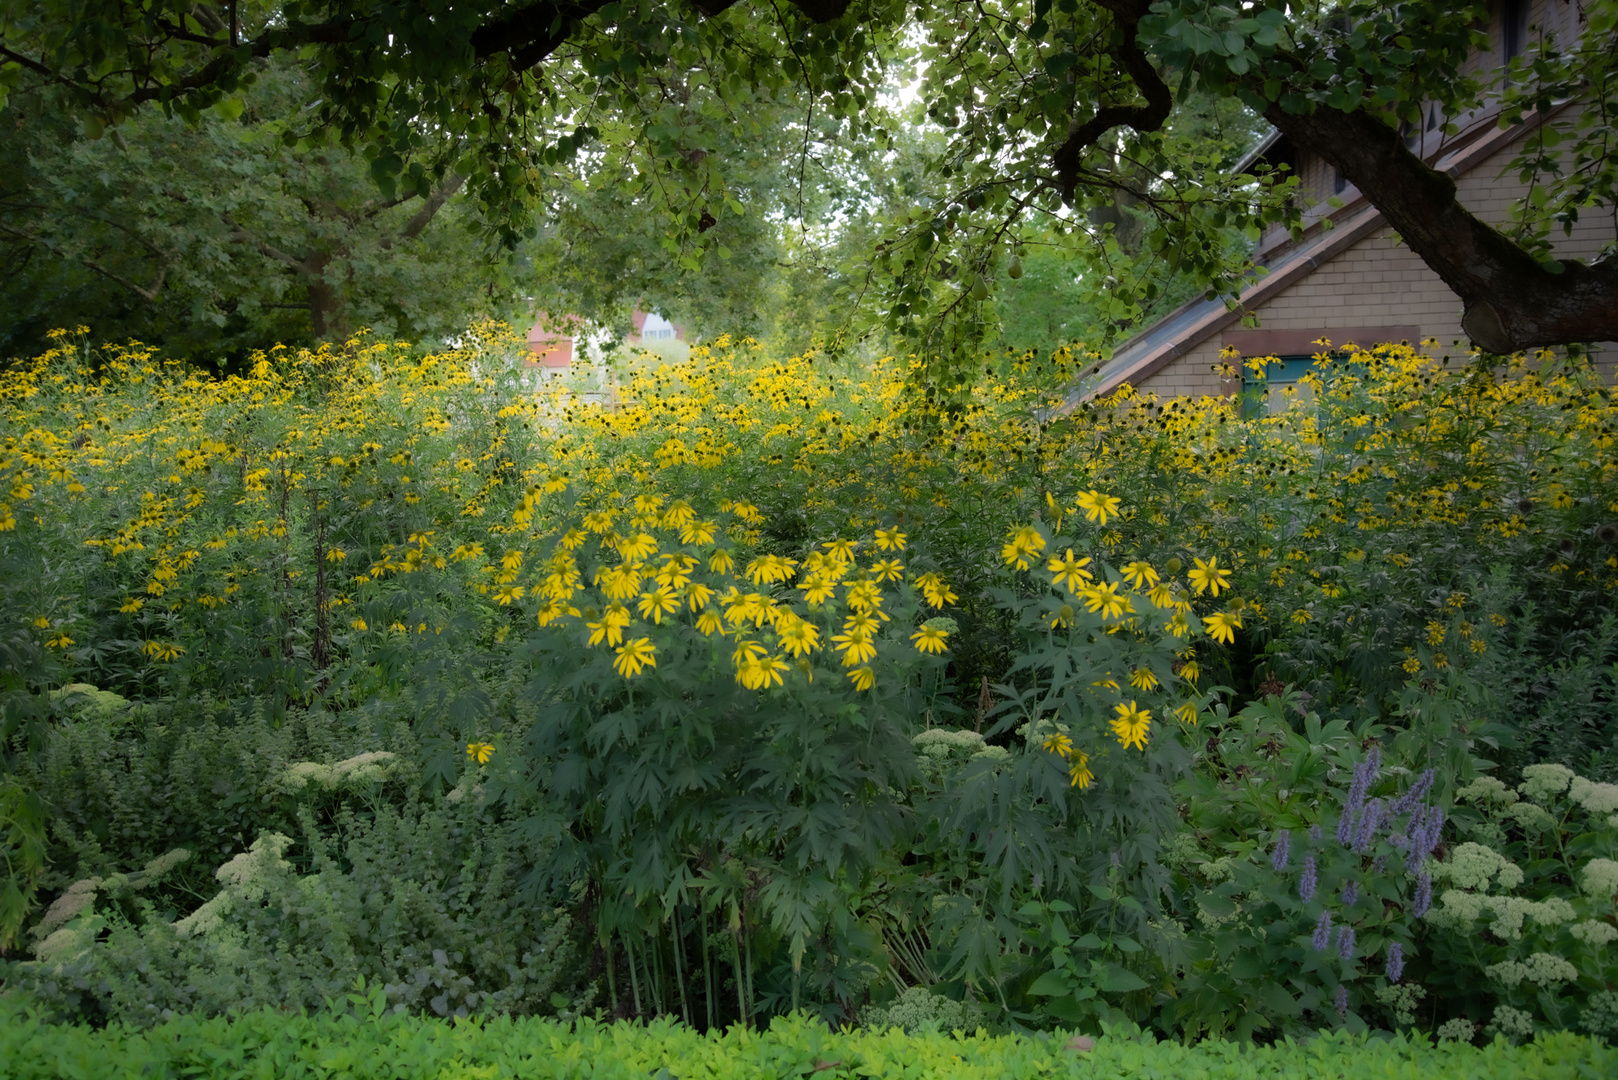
3,0,1615,357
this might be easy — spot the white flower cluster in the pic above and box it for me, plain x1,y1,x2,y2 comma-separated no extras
1584,857,1618,899
175,832,295,938
1485,952,1578,988
1506,801,1556,832
1428,890,1575,939
1571,919,1618,947
1375,982,1426,1027
1430,842,1524,892
279,750,398,792
1570,776,1618,815
1519,763,1575,803
1457,776,1518,807
1435,1018,1476,1042
1488,1004,1537,1041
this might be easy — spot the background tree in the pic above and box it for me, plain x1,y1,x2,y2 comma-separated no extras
0,56,514,360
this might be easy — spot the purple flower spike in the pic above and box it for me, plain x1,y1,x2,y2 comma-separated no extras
1313,909,1333,952
1300,854,1318,903
1309,824,1323,842
1414,871,1432,919
1342,880,1359,907
1272,829,1291,872
1385,943,1405,983
1335,984,1349,1022
1337,809,1356,847
1353,798,1386,854
1336,923,1356,962
1391,769,1435,815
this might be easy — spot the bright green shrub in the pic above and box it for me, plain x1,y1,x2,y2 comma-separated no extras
0,1006,1611,1080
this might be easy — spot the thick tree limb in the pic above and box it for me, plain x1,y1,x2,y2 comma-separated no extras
393,172,468,244
1050,19,1173,200
1261,100,1618,352
0,221,167,301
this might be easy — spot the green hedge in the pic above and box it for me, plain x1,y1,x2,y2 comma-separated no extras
0,1005,1610,1080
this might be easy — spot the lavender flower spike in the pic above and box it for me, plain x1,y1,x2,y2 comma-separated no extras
1313,909,1333,952
1353,798,1386,854
1342,880,1359,907
1335,984,1349,1022
1385,943,1405,983
1336,923,1356,962
1272,829,1291,872
1300,854,1318,903
1414,871,1432,919
1391,768,1435,815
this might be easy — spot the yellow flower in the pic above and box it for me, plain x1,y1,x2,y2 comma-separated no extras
1047,549,1093,592
680,519,718,546
1069,752,1093,789
1119,560,1159,589
142,640,185,662
911,625,949,654
799,574,837,605
1001,525,1047,570
1043,731,1073,758
582,510,615,534
501,549,524,571
617,532,658,561
848,665,876,691
869,558,905,582
118,597,145,613
613,637,657,677
822,538,859,563
1110,701,1152,751
845,579,883,611
1075,489,1122,525
1128,666,1159,691
1187,556,1232,597
1202,610,1242,645
873,527,908,551
1080,581,1132,620
696,610,726,636
777,618,821,658
1179,659,1200,683
467,741,495,765
831,631,877,666
709,548,736,575
736,653,791,690
637,586,680,624
745,553,799,585
1172,702,1199,727
494,584,526,605
350,617,368,630
46,633,74,649
685,581,717,610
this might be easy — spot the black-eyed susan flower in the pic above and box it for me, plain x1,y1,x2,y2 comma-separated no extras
848,665,875,691
1047,549,1093,592
1069,751,1093,789
613,637,656,677
1075,489,1121,525
636,586,680,624
873,526,907,551
1187,556,1232,597
467,741,495,765
911,624,949,654
1110,701,1152,750
1202,610,1242,645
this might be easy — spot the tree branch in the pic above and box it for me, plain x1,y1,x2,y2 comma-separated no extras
1049,18,1173,200
0,221,167,301
392,171,468,245
1261,100,1618,352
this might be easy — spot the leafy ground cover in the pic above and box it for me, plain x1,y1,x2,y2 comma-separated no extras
2,328,1616,1043
2,1003,1613,1080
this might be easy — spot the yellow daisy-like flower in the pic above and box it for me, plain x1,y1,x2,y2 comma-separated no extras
911,625,949,654
1179,659,1200,683
325,547,347,563
1110,701,1152,751
1042,731,1073,758
913,571,958,609
680,519,719,546
873,527,908,551
494,584,526,605
746,553,799,585
1080,581,1133,620
869,558,905,582
822,538,859,563
350,617,368,631
696,610,726,636
737,653,791,690
1047,549,1093,592
1119,560,1159,589
1128,666,1159,691
1069,752,1093,789
535,599,576,627
467,741,495,765
709,548,736,575
46,633,74,649
799,575,836,605
617,533,658,561
1001,525,1047,570
1146,581,1176,609
848,665,876,691
1203,610,1242,645
831,631,878,666
1187,556,1232,597
501,549,524,571
685,581,717,611
637,586,681,624
777,618,821,658
845,579,883,611
613,637,657,678
1075,489,1122,525
1172,702,1199,727
119,597,145,613
582,510,615,534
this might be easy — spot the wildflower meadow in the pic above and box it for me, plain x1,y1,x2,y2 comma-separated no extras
2,325,1616,1071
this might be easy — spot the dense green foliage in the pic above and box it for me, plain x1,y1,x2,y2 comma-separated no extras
2,328,1615,1045
2,1003,1614,1079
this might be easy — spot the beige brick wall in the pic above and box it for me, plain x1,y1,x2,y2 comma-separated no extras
1137,96,1617,398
